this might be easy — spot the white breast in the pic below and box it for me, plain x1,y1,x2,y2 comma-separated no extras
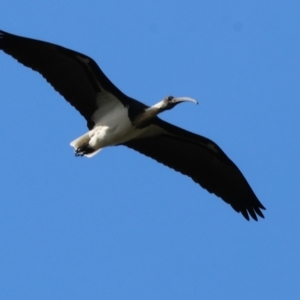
88,91,146,148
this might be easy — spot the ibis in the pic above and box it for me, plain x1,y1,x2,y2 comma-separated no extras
0,30,265,221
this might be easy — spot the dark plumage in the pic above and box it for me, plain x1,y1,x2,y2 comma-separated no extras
0,30,265,220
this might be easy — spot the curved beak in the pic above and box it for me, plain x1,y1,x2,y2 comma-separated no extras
173,97,198,105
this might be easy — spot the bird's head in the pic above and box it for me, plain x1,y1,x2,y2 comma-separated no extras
160,96,198,111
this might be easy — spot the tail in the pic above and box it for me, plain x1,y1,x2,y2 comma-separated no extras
70,133,102,158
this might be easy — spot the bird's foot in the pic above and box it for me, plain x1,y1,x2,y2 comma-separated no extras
75,143,94,157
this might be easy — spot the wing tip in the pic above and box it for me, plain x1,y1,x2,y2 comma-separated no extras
239,204,266,221
0,30,5,42
0,30,10,40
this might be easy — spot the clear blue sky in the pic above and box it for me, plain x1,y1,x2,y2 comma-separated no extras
0,1,299,299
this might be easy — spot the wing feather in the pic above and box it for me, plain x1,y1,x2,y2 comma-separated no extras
123,119,265,220
0,30,129,128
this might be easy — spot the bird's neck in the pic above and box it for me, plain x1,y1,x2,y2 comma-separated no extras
131,101,164,128
146,100,165,113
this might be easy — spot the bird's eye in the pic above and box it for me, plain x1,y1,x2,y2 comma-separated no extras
167,96,174,101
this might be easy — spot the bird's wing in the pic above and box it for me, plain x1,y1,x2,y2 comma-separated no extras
123,118,265,220
0,30,130,129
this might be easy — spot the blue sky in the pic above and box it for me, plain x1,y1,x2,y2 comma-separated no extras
0,1,300,299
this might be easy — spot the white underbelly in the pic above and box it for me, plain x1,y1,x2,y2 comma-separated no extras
89,105,145,149
87,91,164,150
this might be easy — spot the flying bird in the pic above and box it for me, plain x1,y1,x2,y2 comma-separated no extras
0,30,265,221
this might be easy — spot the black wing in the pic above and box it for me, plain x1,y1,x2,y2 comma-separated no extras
123,119,265,221
0,30,130,128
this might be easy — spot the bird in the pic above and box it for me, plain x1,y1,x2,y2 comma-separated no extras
0,29,265,221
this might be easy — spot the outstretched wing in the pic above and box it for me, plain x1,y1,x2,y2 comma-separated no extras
0,30,130,128
123,119,265,220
